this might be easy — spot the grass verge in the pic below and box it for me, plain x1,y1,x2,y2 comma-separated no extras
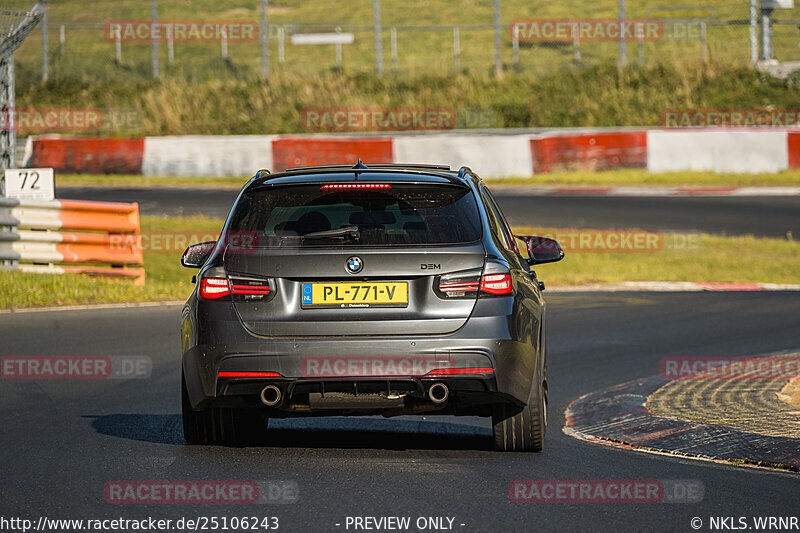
519,229,800,286
490,169,800,187
15,63,800,136
57,174,250,189
55,169,800,189
0,217,798,309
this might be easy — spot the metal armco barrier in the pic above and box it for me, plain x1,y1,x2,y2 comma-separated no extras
0,197,144,285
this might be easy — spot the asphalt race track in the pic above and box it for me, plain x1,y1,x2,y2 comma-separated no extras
60,187,800,238
2,292,799,531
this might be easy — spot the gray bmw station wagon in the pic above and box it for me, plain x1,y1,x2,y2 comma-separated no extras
180,161,564,451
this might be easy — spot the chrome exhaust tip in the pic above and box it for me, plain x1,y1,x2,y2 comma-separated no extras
260,385,282,406
428,382,449,404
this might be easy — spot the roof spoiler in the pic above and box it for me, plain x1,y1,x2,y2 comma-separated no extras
285,160,452,172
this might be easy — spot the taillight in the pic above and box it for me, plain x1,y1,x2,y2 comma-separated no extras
228,276,273,300
231,283,270,295
200,277,230,299
439,280,480,294
436,269,513,298
320,184,392,190
480,273,513,295
437,270,481,298
426,367,494,375
218,371,283,378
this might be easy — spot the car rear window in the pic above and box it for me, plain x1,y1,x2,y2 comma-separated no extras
227,183,482,247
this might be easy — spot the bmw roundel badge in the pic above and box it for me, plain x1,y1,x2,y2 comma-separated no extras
345,256,363,274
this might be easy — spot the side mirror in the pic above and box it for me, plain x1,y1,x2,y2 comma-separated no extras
181,241,216,268
518,236,565,265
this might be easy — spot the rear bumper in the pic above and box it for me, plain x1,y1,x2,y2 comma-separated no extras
183,332,538,414
210,375,499,417
182,296,543,414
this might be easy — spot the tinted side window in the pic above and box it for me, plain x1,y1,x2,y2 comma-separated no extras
481,186,517,253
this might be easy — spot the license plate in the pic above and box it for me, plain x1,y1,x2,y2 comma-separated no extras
301,282,408,309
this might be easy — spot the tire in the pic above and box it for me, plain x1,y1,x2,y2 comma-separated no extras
182,369,268,446
492,372,547,452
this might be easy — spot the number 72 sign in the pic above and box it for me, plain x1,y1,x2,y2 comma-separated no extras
2,168,55,201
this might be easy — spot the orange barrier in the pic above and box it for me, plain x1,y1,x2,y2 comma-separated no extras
0,198,144,285
55,232,143,266
58,199,141,233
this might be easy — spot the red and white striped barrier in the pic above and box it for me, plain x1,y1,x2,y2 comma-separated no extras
0,197,144,284
22,129,800,178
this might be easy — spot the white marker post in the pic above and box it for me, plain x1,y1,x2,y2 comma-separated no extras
2,168,55,201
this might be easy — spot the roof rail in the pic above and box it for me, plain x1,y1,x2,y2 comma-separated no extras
457,166,472,178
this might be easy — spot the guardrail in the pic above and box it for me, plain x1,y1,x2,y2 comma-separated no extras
0,197,144,285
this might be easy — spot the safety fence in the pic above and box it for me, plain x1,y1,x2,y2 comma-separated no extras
20,128,800,178
9,1,800,83
0,197,144,284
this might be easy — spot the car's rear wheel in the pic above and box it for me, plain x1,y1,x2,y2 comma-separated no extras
182,370,268,446
492,372,547,452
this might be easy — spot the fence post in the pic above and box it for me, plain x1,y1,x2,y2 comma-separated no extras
167,25,174,64
493,0,502,76
761,8,774,61
41,0,48,82
150,0,159,79
260,0,269,79
115,27,122,63
700,21,708,63
59,24,65,55
618,0,626,67
637,23,644,65
573,23,581,63
453,27,460,71
335,26,342,67
221,29,228,59
512,24,519,66
373,0,383,75
391,27,398,72
278,26,285,64
1,58,16,170
749,0,758,65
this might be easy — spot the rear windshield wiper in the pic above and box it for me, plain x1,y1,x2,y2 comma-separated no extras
280,226,360,242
